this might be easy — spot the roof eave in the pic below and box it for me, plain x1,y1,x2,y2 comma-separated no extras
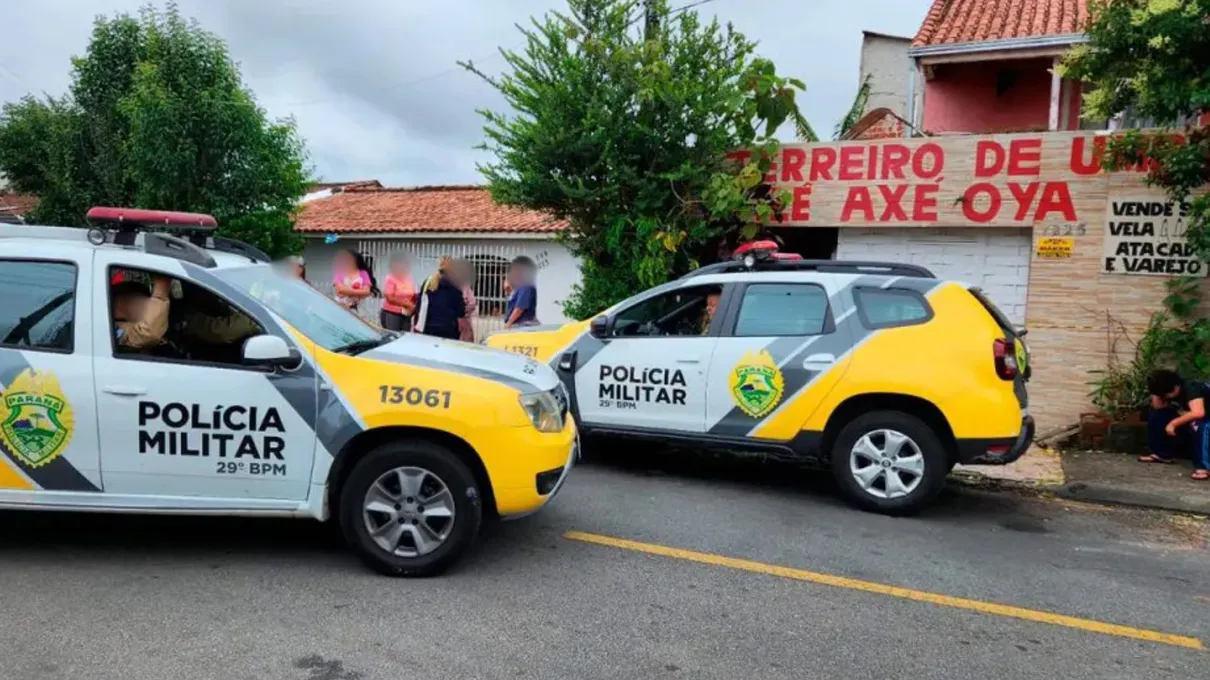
908,33,1087,58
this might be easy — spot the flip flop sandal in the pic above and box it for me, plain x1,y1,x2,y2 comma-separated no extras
1191,470,1209,480
1138,454,1175,464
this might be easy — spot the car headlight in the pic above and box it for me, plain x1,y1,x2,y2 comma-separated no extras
518,390,563,433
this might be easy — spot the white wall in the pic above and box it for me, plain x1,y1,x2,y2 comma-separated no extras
836,227,1032,325
859,32,918,120
302,235,581,329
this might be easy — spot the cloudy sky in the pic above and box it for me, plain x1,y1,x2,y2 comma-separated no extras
0,0,933,186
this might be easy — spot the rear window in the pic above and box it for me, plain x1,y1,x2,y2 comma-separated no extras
968,287,1017,337
853,287,932,329
733,283,830,336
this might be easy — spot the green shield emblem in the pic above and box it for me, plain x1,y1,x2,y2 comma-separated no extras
0,369,75,468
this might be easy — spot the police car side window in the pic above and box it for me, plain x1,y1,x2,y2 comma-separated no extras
611,284,721,338
854,288,933,329
0,259,76,353
110,266,265,368
733,284,829,337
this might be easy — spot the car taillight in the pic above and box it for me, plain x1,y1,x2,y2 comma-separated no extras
993,338,1018,380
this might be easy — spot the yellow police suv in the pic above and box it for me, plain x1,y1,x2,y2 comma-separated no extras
487,241,1031,515
0,208,576,576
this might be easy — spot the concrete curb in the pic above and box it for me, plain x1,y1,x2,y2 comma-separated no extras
948,472,1210,516
1055,482,1210,516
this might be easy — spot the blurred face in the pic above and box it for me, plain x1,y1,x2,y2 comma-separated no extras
334,251,355,273
705,293,720,318
114,293,148,321
390,258,409,277
292,262,305,278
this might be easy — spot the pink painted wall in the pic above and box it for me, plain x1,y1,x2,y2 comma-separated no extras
922,58,1055,134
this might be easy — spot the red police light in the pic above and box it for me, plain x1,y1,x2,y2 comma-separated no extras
86,207,217,229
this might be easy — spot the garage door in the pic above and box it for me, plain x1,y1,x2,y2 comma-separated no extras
835,227,1031,326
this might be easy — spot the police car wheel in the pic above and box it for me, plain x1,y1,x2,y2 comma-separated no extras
830,411,947,516
339,441,483,577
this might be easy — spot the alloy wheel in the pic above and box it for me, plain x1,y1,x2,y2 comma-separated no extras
848,429,926,500
362,466,456,557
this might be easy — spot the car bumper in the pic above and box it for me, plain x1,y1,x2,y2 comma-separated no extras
485,419,578,518
502,435,578,521
954,415,1035,466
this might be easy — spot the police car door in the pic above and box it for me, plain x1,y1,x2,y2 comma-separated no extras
576,282,722,433
0,247,104,500
703,276,856,443
91,254,317,506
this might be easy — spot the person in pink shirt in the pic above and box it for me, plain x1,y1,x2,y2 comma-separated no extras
331,249,378,313
380,251,417,331
452,259,478,343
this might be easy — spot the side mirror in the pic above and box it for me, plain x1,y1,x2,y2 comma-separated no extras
242,334,302,370
589,315,611,339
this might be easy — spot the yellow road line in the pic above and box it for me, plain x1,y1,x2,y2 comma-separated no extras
564,530,1204,651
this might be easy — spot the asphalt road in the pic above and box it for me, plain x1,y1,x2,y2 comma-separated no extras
1,449,1207,680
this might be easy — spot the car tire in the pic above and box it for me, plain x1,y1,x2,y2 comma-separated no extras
339,440,483,577
830,411,948,516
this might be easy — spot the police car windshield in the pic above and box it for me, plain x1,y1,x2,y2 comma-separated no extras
215,266,384,351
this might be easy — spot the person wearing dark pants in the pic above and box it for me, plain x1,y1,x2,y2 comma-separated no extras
415,257,466,341
1140,369,1210,481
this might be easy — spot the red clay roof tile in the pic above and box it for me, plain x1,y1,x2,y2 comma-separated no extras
0,192,37,217
913,0,1089,47
294,185,567,234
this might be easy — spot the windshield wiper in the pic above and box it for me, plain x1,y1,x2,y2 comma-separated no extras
332,333,394,355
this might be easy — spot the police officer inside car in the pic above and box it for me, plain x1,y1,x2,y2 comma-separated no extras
112,274,260,351
112,276,171,349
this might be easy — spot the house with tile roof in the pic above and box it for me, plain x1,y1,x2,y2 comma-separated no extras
0,191,36,224
760,1,1210,434
295,184,578,334
907,0,1105,134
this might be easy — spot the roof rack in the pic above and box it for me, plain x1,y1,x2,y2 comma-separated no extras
682,259,936,280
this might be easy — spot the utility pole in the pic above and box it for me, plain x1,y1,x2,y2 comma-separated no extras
644,0,659,41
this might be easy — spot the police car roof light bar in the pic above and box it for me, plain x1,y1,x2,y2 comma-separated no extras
83,206,269,266
87,206,217,247
86,206,219,228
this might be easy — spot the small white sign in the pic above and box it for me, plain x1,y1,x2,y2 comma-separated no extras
1102,193,1206,277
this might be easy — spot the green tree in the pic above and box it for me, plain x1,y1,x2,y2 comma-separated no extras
1061,0,1210,258
0,2,310,258
462,0,810,319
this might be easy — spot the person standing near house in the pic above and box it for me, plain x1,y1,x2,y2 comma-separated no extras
415,256,466,340
286,255,306,280
331,249,378,313
1140,369,1210,480
380,251,417,331
503,256,539,329
452,259,478,343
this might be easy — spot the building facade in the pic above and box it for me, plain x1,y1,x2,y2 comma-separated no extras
751,131,1187,432
295,184,579,336
909,0,1092,135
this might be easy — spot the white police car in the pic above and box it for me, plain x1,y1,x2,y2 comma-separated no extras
0,207,577,576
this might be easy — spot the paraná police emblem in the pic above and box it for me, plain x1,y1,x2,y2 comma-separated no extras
0,369,75,468
730,350,785,418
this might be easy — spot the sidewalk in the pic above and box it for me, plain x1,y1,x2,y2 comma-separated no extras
951,446,1210,515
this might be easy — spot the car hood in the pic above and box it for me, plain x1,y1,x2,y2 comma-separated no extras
363,332,559,393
